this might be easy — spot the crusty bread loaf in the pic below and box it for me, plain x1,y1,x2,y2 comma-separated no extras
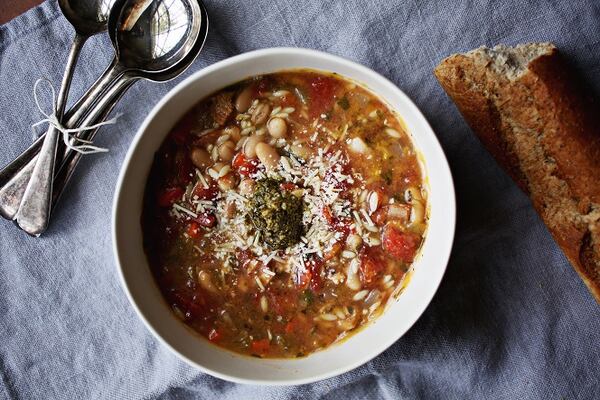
434,43,600,303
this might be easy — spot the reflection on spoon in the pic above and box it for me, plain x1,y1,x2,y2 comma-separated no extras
116,0,201,71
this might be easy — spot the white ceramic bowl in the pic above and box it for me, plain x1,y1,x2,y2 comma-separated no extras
112,48,455,385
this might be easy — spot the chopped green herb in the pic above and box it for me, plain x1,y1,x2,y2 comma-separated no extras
381,169,393,185
302,289,314,305
249,178,304,249
337,96,350,110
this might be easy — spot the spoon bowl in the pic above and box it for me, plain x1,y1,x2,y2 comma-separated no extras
110,0,205,75
58,0,114,36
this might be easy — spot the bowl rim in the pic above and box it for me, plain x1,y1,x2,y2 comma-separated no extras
112,46,456,385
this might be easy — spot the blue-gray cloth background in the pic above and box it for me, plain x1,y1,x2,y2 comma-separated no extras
1,1,599,399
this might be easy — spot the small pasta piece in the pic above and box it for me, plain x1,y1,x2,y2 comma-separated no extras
353,290,369,301
260,296,268,313
198,270,217,293
410,199,425,225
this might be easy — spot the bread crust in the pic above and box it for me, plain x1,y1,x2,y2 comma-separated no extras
434,44,600,302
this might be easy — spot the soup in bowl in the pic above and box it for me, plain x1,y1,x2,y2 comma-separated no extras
113,48,455,384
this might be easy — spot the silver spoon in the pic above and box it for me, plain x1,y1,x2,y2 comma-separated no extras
0,0,209,223
12,0,208,236
52,0,209,208
5,0,115,234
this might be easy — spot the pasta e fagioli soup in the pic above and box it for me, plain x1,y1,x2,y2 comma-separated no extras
142,70,427,358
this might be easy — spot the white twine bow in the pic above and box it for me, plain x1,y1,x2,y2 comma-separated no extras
32,78,120,155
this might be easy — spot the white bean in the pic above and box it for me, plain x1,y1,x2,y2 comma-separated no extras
218,173,238,191
189,147,211,169
348,137,369,154
251,103,271,125
385,127,402,138
223,125,241,142
211,162,226,174
235,85,253,112
267,117,288,138
346,234,362,250
238,178,255,196
255,142,280,170
225,202,236,218
289,143,311,159
243,135,264,158
198,270,216,293
387,204,411,221
218,140,236,161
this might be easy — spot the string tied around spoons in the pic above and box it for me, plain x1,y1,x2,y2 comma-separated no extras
31,78,119,155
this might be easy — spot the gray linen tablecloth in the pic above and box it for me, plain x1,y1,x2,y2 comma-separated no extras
1,1,599,398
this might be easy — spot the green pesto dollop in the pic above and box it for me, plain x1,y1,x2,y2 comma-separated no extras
248,178,304,250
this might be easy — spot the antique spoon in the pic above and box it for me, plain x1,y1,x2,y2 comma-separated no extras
11,0,208,236
7,0,115,234
0,0,209,224
52,0,209,208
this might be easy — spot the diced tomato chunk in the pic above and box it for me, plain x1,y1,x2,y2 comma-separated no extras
193,185,219,200
308,76,338,117
382,225,420,263
359,248,385,285
321,205,352,240
268,289,297,315
284,316,309,335
321,205,336,225
232,152,259,176
372,208,387,226
307,257,324,291
250,339,270,354
158,187,184,207
323,169,351,192
171,291,206,319
293,258,323,290
236,249,254,268
280,182,297,191
323,241,343,261
195,213,217,228
186,221,202,238
284,320,296,334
